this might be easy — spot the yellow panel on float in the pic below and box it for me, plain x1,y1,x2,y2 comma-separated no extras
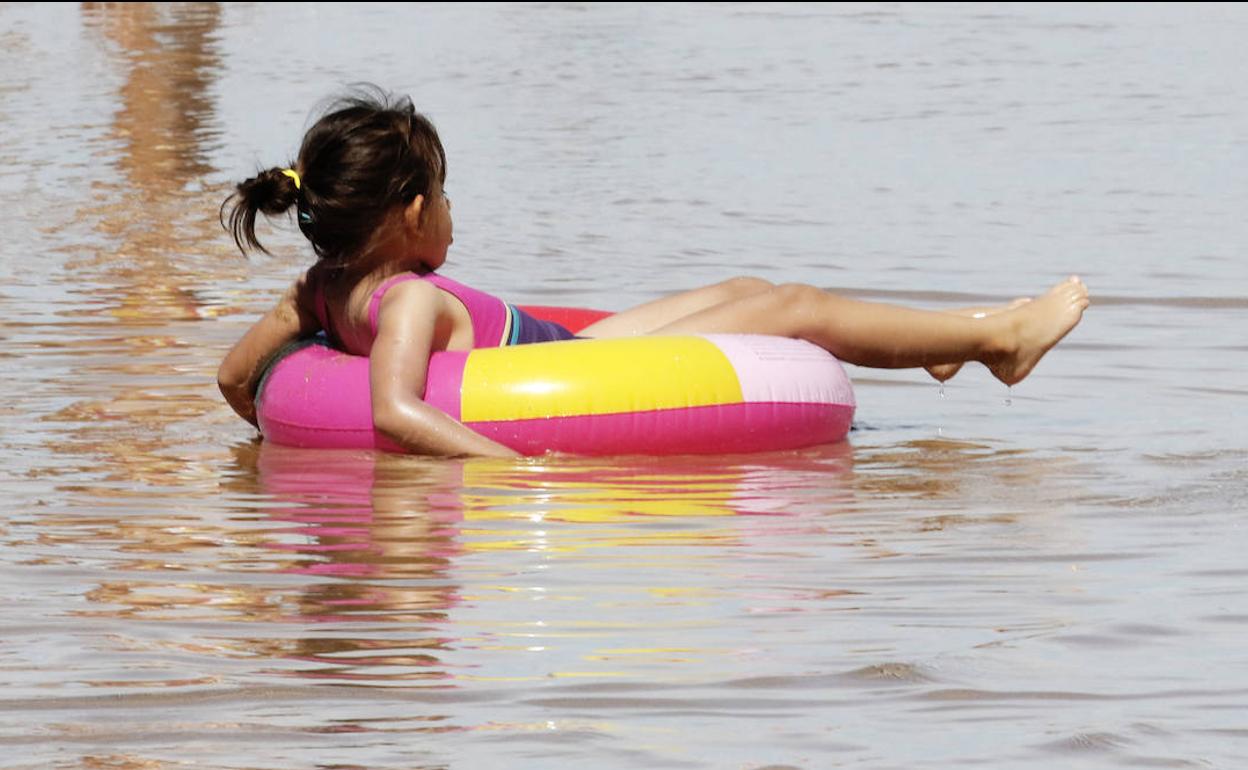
460,336,743,422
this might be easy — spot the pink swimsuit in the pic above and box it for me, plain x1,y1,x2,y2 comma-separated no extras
313,271,575,353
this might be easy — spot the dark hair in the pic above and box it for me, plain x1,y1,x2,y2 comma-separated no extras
221,85,447,266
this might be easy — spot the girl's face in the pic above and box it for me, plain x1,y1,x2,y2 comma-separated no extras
409,187,453,270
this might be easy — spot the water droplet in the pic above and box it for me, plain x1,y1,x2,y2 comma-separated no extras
1004,386,1013,407
938,383,946,399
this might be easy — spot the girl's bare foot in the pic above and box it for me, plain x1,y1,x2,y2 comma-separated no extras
926,298,1031,382
986,276,1089,386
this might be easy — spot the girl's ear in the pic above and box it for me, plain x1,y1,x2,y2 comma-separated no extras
403,195,426,232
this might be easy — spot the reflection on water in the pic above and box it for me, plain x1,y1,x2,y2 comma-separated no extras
77,1,223,288
19,436,993,673
8,428,1244,767
28,4,235,490
84,3,221,183
5,437,1089,687
1,3,1247,769
14,441,860,692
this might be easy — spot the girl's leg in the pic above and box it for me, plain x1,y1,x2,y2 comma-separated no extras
581,277,1024,344
579,277,774,338
926,297,1031,381
644,277,1088,386
574,275,1023,381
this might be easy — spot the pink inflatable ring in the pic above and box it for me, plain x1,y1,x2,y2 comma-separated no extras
255,307,855,456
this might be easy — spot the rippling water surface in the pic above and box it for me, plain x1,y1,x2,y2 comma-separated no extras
2,3,1246,768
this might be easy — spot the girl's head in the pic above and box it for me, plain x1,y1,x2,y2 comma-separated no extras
223,85,448,269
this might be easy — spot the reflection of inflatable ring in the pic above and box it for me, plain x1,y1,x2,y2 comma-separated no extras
256,308,855,456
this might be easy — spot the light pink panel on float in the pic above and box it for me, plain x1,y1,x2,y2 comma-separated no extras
705,334,856,407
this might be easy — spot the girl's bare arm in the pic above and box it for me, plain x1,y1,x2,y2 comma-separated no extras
369,280,519,458
218,278,318,426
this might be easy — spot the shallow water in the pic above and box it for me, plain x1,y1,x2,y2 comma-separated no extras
1,3,1246,768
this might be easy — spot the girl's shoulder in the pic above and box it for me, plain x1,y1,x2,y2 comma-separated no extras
298,262,366,313
368,272,446,334
291,263,347,333
289,266,319,310
299,262,334,294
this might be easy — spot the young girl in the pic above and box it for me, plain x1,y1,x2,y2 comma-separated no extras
219,89,1089,459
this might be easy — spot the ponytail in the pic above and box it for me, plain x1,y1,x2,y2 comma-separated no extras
221,166,301,256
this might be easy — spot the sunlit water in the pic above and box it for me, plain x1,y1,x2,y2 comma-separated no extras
1,3,1246,768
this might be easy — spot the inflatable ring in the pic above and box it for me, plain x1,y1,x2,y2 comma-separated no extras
255,308,855,456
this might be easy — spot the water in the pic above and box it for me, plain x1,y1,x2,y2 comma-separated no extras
2,3,1246,768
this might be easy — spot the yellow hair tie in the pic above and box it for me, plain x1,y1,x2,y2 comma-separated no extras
280,168,302,190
